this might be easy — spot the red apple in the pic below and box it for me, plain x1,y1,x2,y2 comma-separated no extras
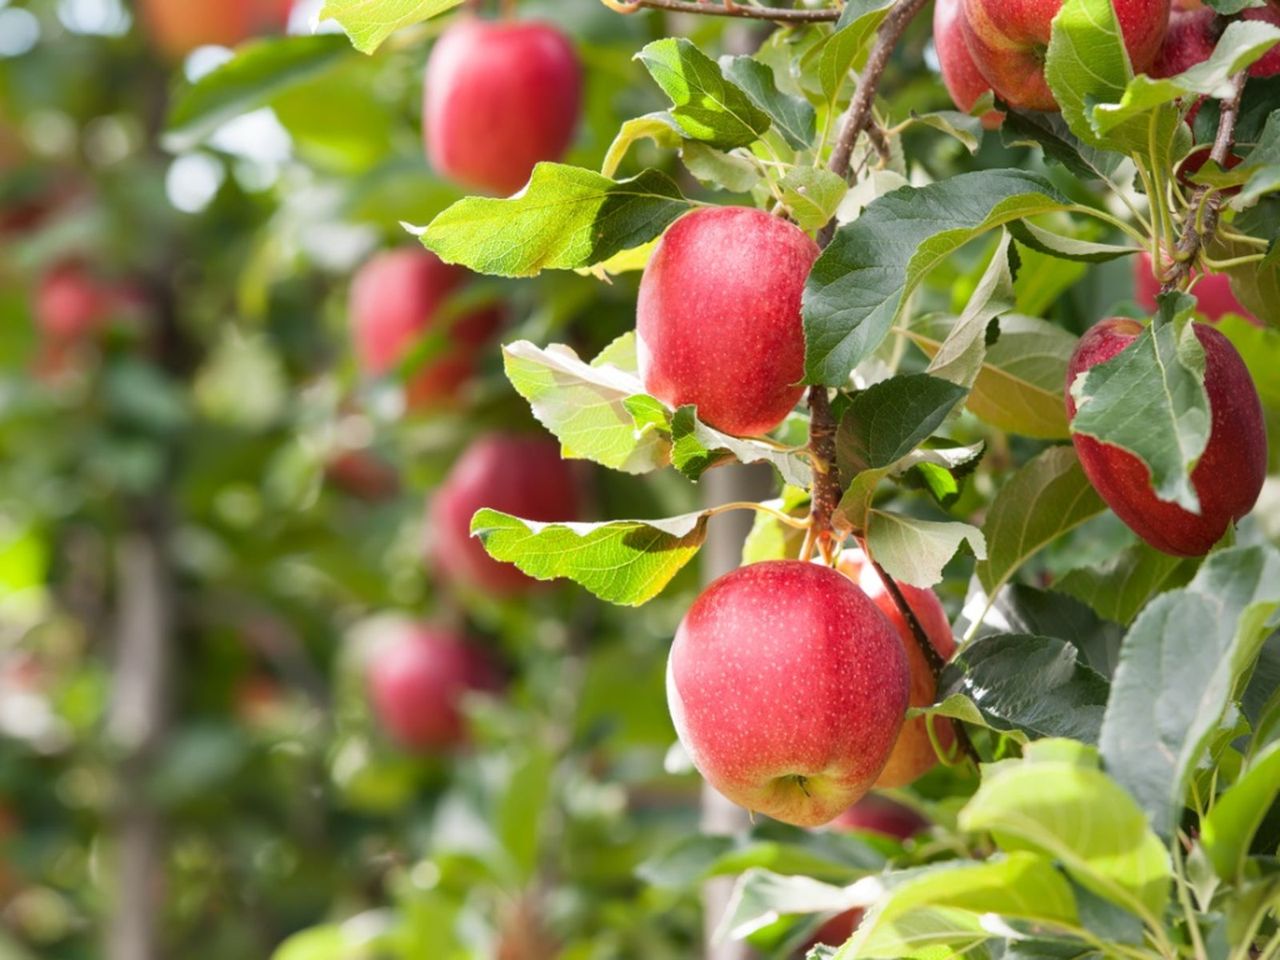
835,550,957,788
1066,317,1267,556
1150,7,1219,77
1133,251,1261,327
637,207,817,437
831,793,931,840
326,449,400,502
933,0,1002,127
137,0,292,59
349,248,502,410
33,262,131,343
667,560,910,828
424,18,582,196
961,0,1170,111
429,433,582,595
367,624,500,752
1242,6,1280,76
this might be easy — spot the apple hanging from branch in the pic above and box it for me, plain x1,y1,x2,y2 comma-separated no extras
424,18,583,196
367,623,501,752
637,206,817,438
429,434,583,595
666,561,910,828
1066,318,1266,557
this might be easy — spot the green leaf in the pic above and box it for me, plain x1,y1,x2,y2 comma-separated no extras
502,337,672,475
959,748,1172,921
636,39,772,150
1100,545,1280,838
641,822,884,892
836,374,967,476
319,0,462,54
497,746,555,883
669,408,813,488
922,229,1016,390
164,35,353,152
818,5,893,107
470,509,708,606
1201,740,1280,882
939,634,1111,744
1044,0,1136,150
680,142,762,193
417,165,692,278
721,55,816,150
905,110,983,153
602,112,684,178
866,511,986,589
909,313,1077,439
1055,542,1200,626
1068,306,1211,512
720,869,867,942
976,446,1107,596
837,855,1080,959
1001,110,1130,183
272,926,350,960
1094,20,1280,134
778,167,848,232
804,170,1069,385
743,486,811,564
982,584,1125,678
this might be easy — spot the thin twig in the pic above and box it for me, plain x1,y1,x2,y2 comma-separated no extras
1160,70,1247,295
826,0,927,179
599,0,839,22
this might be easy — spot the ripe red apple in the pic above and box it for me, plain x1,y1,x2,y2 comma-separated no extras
1133,251,1261,327
424,18,582,196
33,262,132,343
1242,6,1280,76
137,0,292,58
961,0,1170,111
933,0,1002,127
367,624,500,751
637,207,817,437
832,793,932,840
429,433,582,595
349,248,502,410
326,449,400,502
1150,7,1218,77
1066,317,1267,556
835,550,957,788
667,560,910,828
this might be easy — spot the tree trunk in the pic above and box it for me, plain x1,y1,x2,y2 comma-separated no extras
106,519,172,960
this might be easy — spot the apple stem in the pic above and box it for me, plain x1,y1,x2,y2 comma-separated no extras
596,0,840,21
1160,70,1247,297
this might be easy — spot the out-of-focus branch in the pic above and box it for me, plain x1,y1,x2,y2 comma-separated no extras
600,0,839,21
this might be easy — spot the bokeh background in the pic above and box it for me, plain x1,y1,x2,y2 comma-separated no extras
1,1,1276,959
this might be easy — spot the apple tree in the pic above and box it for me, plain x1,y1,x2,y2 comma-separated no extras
1,0,1280,958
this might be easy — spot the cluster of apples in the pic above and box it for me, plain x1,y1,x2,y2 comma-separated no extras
936,0,1279,117
349,16,584,751
928,0,1270,558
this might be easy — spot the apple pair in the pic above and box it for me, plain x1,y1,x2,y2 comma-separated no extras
941,0,1170,112
667,555,957,828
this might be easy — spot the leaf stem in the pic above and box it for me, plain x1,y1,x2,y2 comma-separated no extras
1161,70,1247,295
706,500,812,530
1172,839,1208,960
